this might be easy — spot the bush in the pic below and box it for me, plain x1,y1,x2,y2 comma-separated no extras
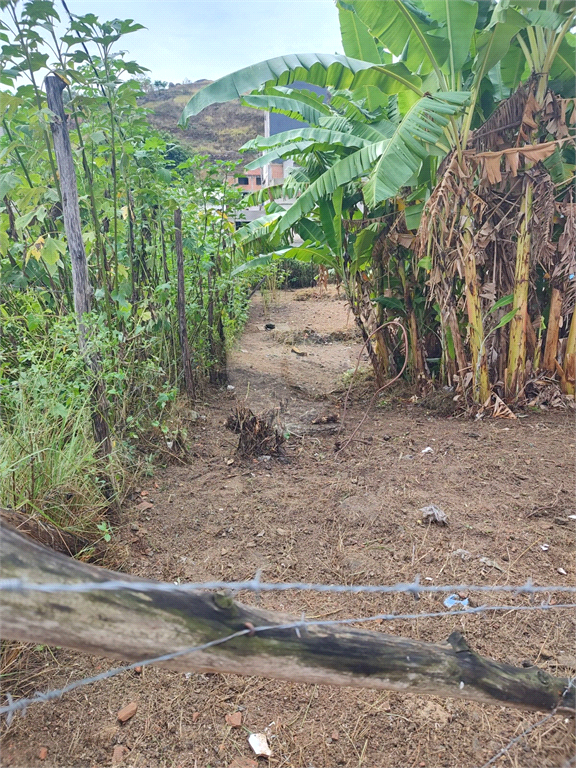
277,259,318,289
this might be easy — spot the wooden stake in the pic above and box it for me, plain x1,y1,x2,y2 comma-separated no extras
174,208,195,399
45,75,111,455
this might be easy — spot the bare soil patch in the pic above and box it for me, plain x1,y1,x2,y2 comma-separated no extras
2,287,575,768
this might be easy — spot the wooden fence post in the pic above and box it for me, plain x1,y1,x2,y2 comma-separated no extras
45,74,111,455
174,208,196,398
1,522,573,715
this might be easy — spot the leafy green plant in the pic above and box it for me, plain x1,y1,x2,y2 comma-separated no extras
0,0,259,538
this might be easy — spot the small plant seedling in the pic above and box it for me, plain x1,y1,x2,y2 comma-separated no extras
96,521,112,542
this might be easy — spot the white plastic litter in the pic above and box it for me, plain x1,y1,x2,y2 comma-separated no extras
248,732,273,757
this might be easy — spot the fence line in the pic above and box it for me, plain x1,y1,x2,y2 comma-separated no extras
2,575,576,597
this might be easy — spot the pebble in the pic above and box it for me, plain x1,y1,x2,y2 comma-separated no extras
112,745,128,765
117,702,138,723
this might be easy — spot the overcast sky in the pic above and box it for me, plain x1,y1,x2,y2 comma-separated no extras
61,0,343,83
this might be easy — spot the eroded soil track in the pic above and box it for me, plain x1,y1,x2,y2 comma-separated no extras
2,288,575,768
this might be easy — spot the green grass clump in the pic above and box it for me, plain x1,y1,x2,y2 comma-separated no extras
0,369,118,537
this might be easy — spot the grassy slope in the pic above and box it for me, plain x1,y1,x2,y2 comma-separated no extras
143,80,265,162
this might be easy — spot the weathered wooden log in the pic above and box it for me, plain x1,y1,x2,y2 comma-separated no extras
0,523,573,714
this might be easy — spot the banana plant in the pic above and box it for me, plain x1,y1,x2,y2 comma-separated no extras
181,0,575,400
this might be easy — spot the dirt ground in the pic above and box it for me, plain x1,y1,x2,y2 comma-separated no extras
2,287,575,768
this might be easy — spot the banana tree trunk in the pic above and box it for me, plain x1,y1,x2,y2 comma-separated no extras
370,277,393,381
353,314,388,388
461,206,489,403
398,263,426,383
543,287,563,372
562,307,576,396
348,278,390,387
448,307,469,383
406,303,427,382
506,182,533,397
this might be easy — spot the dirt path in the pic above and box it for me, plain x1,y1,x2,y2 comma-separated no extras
2,288,575,768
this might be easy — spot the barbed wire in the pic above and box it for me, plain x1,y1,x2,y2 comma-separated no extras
2,571,575,768
1,601,575,720
2,575,576,597
0,628,250,721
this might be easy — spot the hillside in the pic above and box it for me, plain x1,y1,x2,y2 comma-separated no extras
142,80,265,163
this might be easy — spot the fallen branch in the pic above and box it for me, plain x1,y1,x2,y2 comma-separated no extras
0,523,573,714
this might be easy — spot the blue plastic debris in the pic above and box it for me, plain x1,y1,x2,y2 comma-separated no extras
444,593,469,609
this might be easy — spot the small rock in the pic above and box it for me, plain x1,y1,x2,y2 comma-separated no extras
478,556,504,572
230,759,258,768
331,730,339,741
264,323,275,330
291,346,307,356
112,745,128,765
451,549,471,561
557,567,567,576
225,711,242,727
134,666,142,675
192,711,200,723
117,702,138,723
276,528,289,536
130,523,139,532
135,501,153,511
227,385,236,391
39,748,48,761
